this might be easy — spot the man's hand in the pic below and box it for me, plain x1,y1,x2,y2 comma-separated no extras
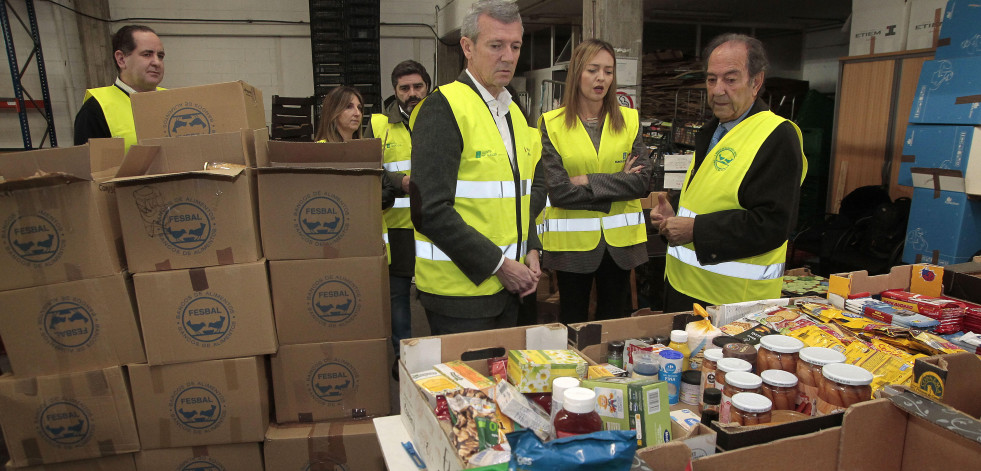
658,216,694,246
649,192,675,227
401,175,410,193
496,257,539,298
525,249,542,279
570,174,588,186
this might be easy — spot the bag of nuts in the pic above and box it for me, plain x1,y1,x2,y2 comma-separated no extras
446,389,502,463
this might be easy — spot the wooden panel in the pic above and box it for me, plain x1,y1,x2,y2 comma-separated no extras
831,60,896,212
888,54,934,201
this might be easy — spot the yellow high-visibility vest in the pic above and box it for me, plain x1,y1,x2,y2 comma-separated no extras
85,85,164,151
371,113,413,230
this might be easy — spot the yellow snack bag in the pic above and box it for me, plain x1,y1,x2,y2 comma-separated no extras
789,325,848,353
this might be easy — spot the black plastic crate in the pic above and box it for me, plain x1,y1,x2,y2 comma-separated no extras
314,63,345,74
312,42,345,53
314,74,346,86
347,26,379,40
310,9,343,21
313,51,345,64
312,31,343,42
346,62,378,74
346,40,378,54
346,15,378,27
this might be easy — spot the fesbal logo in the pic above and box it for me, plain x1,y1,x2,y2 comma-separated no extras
170,383,225,433
177,292,235,347
306,276,360,326
159,199,216,255
179,456,225,471
163,102,214,137
2,211,64,266
38,296,100,351
294,192,348,244
307,359,358,404
37,399,92,448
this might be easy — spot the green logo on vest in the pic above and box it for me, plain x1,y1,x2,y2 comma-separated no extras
713,147,737,171
475,150,498,159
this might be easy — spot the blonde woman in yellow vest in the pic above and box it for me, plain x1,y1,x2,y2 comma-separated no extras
651,34,807,311
539,39,651,324
74,25,165,151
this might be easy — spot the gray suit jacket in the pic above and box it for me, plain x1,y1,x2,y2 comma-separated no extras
409,71,546,318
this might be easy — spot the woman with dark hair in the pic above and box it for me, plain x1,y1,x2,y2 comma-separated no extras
315,86,364,142
538,39,651,323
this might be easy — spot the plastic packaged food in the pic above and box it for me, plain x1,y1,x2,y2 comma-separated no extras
714,357,753,398
658,349,684,404
507,429,637,471
722,343,758,370
631,350,660,379
719,371,762,424
757,335,804,374
816,363,873,416
552,387,602,438
760,369,799,411
730,392,773,426
686,316,722,371
680,370,702,406
796,347,846,416
701,348,724,396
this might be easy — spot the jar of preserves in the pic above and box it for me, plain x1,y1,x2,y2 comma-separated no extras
715,357,752,398
730,392,773,426
757,335,804,374
553,387,602,437
722,343,758,370
816,363,873,416
701,348,724,397
607,340,625,369
796,347,846,416
760,369,799,411
719,371,762,423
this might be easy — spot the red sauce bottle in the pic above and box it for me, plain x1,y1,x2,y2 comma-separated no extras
552,387,602,438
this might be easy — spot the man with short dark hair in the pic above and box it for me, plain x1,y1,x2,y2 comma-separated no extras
74,25,165,150
409,0,544,335
651,33,807,311
365,59,431,352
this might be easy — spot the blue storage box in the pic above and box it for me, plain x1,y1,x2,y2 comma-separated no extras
909,57,981,125
935,0,981,60
903,187,981,265
900,124,981,195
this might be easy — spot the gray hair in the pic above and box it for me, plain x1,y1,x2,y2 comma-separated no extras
461,0,522,42
703,33,769,78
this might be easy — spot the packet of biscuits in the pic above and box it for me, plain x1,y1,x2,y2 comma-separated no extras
445,389,502,463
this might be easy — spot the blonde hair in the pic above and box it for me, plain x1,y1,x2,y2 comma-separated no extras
315,86,364,142
560,39,624,132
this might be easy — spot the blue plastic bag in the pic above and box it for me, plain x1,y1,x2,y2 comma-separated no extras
507,429,637,471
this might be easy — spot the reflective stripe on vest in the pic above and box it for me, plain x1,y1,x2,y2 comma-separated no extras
373,113,414,230
539,106,646,251
665,111,805,305
392,197,410,209
384,160,411,172
416,240,527,262
411,81,539,297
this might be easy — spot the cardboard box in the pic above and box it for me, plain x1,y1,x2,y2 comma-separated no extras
909,57,981,125
849,0,910,56
900,124,981,195
0,367,140,467
4,454,136,471
108,130,266,273
663,172,687,190
910,352,981,417
257,140,384,260
580,377,672,447
942,260,981,303
133,443,262,471
263,420,385,471
566,310,699,364
906,0,948,50
271,338,390,423
268,255,389,345
131,81,266,141
0,273,145,377
506,350,588,393
132,260,276,365
399,323,569,471
662,154,693,172
901,188,981,265
127,356,269,449
0,140,126,291
935,0,981,60
827,264,944,309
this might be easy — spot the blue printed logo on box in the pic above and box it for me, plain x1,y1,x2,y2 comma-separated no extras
160,200,215,253
179,457,224,471
37,400,92,447
178,293,235,347
308,360,358,404
294,192,349,244
307,277,360,326
171,383,225,432
165,103,214,137
3,212,63,266
38,297,99,351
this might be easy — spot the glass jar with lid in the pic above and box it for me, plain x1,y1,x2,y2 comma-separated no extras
701,348,724,400
796,347,846,416
760,369,799,411
607,340,625,369
757,335,804,374
719,371,762,423
730,392,773,426
722,342,758,370
715,357,752,397
816,363,873,416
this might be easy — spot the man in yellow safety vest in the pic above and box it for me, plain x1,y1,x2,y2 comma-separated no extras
74,25,165,151
651,33,807,311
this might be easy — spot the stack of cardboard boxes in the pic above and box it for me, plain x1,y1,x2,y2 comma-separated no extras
0,140,143,469
900,0,981,266
256,132,389,469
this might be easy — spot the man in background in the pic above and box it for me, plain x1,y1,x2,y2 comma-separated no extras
74,25,165,150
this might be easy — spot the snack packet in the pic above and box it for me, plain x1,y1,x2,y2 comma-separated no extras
446,389,501,463
506,429,637,471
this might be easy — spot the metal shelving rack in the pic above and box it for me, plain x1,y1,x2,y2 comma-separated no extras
1,0,57,149
308,0,381,130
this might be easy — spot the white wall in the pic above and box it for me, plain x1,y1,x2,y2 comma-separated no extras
1,0,440,149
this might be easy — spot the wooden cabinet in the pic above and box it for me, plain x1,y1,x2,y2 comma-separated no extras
829,49,934,212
